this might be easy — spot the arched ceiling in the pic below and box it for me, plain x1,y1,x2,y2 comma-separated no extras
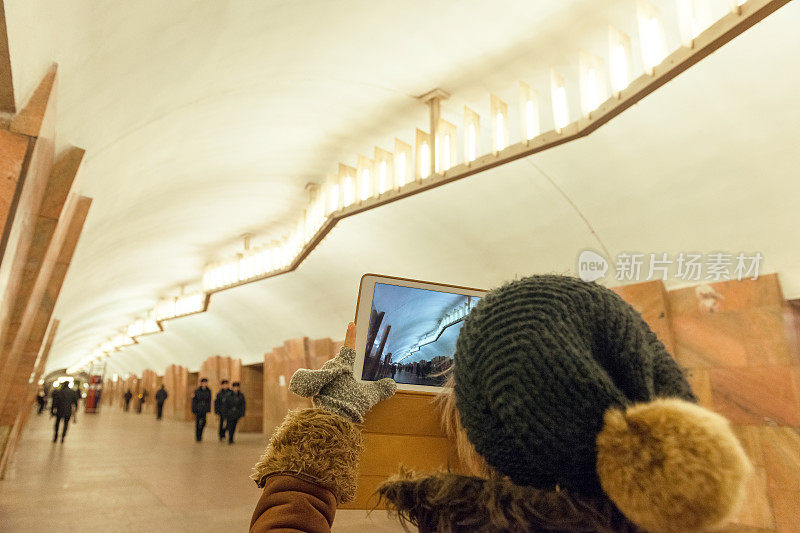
3,0,799,375
369,283,473,364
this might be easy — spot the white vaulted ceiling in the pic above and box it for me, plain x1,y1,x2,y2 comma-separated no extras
3,0,799,375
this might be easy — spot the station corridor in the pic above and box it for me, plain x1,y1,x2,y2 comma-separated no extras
0,408,400,532
2,1,800,531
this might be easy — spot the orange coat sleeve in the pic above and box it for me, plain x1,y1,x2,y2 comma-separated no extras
250,474,337,533
249,409,364,532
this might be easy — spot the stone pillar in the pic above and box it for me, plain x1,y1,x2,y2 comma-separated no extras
140,369,157,414
262,336,343,437
163,364,188,421
238,363,263,433
185,372,198,422
614,275,800,530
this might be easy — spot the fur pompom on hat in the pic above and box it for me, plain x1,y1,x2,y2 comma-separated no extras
452,275,751,531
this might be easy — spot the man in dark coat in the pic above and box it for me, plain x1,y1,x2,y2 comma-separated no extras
155,385,168,419
136,389,148,414
50,381,78,443
123,389,133,411
214,379,231,442
222,381,245,445
191,378,212,441
36,389,47,414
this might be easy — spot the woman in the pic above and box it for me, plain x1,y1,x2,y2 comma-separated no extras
250,275,751,532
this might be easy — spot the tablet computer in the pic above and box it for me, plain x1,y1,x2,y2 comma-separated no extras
354,274,487,393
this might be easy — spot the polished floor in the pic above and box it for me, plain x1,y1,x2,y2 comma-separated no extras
0,407,403,532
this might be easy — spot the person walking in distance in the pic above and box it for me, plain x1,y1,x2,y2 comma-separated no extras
214,380,231,442
191,378,212,442
36,389,47,414
155,385,168,419
123,389,132,411
222,381,245,445
136,389,148,414
50,381,78,443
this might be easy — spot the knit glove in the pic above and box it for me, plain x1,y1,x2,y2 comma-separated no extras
289,345,397,423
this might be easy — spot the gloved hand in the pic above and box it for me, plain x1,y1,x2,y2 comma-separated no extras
290,322,396,423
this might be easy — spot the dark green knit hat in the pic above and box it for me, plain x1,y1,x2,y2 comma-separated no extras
453,275,695,495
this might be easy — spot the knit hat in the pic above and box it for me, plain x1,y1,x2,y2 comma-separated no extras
453,275,751,532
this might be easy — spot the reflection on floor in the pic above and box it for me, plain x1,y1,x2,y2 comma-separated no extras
0,408,403,532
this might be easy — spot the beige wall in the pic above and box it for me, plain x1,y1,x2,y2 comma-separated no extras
615,274,799,532
239,364,263,433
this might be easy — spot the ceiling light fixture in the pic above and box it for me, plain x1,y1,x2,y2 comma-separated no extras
339,164,356,207
394,139,412,188
519,82,540,141
374,147,393,194
416,129,431,180
490,95,508,153
608,26,632,95
464,106,480,162
436,119,457,172
357,156,374,202
126,315,161,338
580,52,608,116
76,0,787,372
550,70,570,132
637,0,667,74
154,292,207,321
678,0,715,47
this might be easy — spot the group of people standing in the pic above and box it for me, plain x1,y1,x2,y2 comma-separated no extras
122,385,168,418
191,378,245,444
53,377,245,444
38,376,245,445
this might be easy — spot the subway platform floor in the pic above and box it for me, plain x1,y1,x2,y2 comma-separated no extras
0,407,402,532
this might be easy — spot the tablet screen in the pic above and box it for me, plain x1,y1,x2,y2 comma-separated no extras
361,282,481,386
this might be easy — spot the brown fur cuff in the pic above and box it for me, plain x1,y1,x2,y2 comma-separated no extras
250,408,363,503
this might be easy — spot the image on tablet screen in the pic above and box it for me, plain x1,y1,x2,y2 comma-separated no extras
362,283,481,386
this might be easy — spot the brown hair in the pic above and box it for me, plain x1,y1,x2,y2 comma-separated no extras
435,375,491,478
378,373,641,532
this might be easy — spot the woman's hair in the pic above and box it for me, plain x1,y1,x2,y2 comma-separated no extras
414,371,642,533
434,373,491,478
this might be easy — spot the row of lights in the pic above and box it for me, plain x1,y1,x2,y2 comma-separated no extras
74,0,755,373
396,298,480,362
203,237,302,291
67,292,207,372
204,0,743,290
155,293,206,321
